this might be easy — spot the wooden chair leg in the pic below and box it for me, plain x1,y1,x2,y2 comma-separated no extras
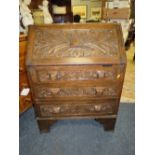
95,118,116,131
37,119,57,133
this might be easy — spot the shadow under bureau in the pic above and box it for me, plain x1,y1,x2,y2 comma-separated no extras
26,23,126,133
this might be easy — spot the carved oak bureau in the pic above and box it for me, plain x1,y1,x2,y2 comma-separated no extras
26,23,126,132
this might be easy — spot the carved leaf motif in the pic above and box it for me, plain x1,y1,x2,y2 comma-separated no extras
96,87,104,95
37,70,115,82
36,87,116,97
40,103,115,116
33,28,119,59
51,88,60,95
94,105,102,111
53,106,60,113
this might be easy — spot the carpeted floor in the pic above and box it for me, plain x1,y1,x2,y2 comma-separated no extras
19,103,135,155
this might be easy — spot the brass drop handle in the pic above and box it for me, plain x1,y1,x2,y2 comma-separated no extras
51,88,60,95
96,87,103,94
51,71,58,80
94,105,101,111
97,71,105,78
53,106,60,113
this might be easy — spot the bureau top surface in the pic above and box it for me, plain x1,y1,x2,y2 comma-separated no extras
26,23,126,66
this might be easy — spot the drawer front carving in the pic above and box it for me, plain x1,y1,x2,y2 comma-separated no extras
38,70,115,82
39,102,116,117
34,86,117,98
29,65,119,83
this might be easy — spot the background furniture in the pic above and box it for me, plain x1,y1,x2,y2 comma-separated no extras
29,0,73,23
49,0,73,23
101,0,107,19
125,0,135,50
19,35,32,114
102,0,133,46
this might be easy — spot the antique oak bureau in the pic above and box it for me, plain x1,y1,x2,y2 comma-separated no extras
26,23,126,132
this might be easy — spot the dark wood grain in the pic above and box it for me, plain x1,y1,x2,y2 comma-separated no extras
37,119,57,133
26,23,126,132
95,118,116,131
103,8,130,20
19,35,32,114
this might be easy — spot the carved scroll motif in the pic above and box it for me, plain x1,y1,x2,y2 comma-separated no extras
33,28,119,58
36,87,116,98
40,103,114,116
37,70,115,82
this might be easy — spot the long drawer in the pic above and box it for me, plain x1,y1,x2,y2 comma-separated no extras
35,99,117,117
32,84,120,101
28,65,121,84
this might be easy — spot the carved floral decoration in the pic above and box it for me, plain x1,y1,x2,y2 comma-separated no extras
36,87,117,97
40,103,115,116
33,28,119,58
37,70,115,82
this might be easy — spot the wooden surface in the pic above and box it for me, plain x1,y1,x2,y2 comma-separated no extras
19,35,32,114
103,8,130,19
101,0,107,19
26,23,126,66
26,23,126,132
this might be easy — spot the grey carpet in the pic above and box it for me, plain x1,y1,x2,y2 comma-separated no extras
19,103,135,155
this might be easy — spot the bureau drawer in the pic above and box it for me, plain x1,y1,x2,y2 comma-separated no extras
35,100,117,117
33,84,119,100
28,65,121,84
